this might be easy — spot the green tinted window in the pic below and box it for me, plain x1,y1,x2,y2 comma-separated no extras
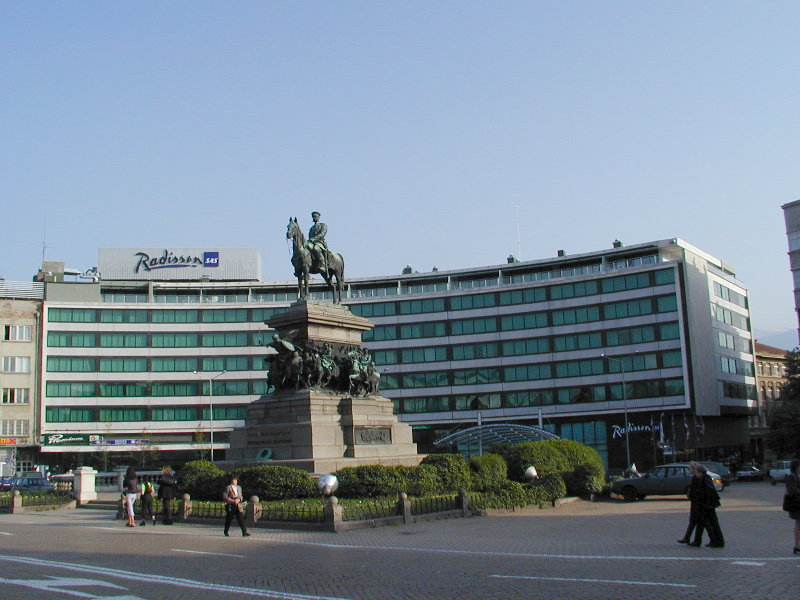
45,407,95,422
451,317,497,335
100,333,148,348
99,358,147,372
99,383,147,397
152,357,199,372
605,325,656,346
363,326,397,342
450,293,496,311
399,322,446,339
501,338,550,356
654,269,675,285
201,332,248,347
659,322,680,340
47,357,95,372
601,272,651,293
551,306,600,326
401,347,447,363
453,342,500,360
349,302,397,317
506,390,553,407
555,359,604,378
100,310,148,323
202,309,248,323
47,332,96,347
662,350,683,368
499,287,547,305
48,308,96,322
603,299,653,320
372,350,398,365
656,295,678,313
500,312,548,331
503,364,551,382
152,382,201,396
553,332,602,352
401,372,449,388
452,368,501,385
152,310,198,323
46,382,96,397
152,407,198,421
398,298,446,314
201,356,250,371
99,408,146,422
550,280,598,300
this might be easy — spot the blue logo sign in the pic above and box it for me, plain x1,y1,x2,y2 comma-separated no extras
203,252,220,267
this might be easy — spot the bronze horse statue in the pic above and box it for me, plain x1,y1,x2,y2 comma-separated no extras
286,218,345,303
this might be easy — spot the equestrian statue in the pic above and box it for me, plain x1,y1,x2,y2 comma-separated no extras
286,212,345,303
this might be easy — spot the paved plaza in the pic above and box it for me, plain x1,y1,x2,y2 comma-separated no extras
0,481,798,600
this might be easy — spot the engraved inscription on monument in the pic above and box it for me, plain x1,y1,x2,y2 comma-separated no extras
354,427,392,445
247,428,294,445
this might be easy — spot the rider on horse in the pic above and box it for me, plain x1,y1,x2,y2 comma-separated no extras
305,211,329,273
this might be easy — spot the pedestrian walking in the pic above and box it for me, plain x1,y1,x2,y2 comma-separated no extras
677,462,704,545
783,459,800,555
140,479,157,526
123,466,138,528
157,466,177,525
693,463,724,547
223,475,250,537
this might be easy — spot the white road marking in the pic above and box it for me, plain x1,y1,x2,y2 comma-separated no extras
491,574,697,588
731,561,765,566
0,532,13,536
0,575,141,599
172,548,245,558
0,554,352,600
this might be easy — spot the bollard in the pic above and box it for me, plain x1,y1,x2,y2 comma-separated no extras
179,493,192,521
458,488,470,517
11,490,22,514
246,495,261,524
397,492,412,524
323,496,343,532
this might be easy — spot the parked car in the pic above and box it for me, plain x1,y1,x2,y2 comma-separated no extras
735,465,767,481
700,461,732,487
769,460,793,485
611,463,724,501
12,474,54,492
0,476,15,491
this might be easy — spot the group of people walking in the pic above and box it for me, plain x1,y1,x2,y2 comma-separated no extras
677,462,724,547
122,466,178,527
122,468,249,537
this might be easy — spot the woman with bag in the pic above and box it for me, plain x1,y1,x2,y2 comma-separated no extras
223,475,250,538
784,459,800,555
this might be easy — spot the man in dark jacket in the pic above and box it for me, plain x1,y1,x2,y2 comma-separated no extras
157,466,177,525
694,463,724,547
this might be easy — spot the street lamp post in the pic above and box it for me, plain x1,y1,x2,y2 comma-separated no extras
601,354,631,468
193,370,226,462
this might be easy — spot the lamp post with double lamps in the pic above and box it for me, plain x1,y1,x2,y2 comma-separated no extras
601,354,631,469
193,370,226,462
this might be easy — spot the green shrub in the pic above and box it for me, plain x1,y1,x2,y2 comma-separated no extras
539,439,606,496
494,442,571,481
179,460,228,500
400,464,442,496
537,472,567,500
420,454,472,491
333,465,409,498
469,453,507,492
234,465,316,501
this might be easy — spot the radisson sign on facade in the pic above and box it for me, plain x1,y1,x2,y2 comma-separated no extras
98,248,262,281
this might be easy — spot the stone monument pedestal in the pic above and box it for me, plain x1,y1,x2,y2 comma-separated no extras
227,301,421,473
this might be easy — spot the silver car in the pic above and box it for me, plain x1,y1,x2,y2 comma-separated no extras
611,463,723,501
769,460,792,485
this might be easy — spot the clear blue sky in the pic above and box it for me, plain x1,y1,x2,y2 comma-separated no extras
2,2,798,347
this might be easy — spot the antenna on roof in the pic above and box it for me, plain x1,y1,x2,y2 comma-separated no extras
40,221,50,263
515,205,522,261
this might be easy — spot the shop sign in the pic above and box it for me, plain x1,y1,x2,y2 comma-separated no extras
91,439,150,446
610,423,660,439
0,438,17,446
41,434,101,446
133,249,220,273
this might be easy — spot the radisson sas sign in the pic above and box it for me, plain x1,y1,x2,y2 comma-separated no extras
134,249,219,273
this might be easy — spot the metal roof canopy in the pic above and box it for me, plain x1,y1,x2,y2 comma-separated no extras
434,423,559,448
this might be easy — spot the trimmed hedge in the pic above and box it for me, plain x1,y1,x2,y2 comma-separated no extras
179,460,228,500
544,439,606,495
234,465,317,501
333,465,409,498
469,453,507,492
494,442,571,481
420,454,472,491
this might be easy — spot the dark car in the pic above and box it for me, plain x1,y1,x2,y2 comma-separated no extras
736,465,767,481
0,476,14,491
611,463,723,501
12,475,54,492
700,461,732,488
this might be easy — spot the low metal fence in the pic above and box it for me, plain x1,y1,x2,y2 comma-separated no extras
341,498,398,522
410,494,459,516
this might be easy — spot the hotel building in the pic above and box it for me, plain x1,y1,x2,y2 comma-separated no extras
38,239,756,471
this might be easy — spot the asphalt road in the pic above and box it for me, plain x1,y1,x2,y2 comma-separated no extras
0,481,798,600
